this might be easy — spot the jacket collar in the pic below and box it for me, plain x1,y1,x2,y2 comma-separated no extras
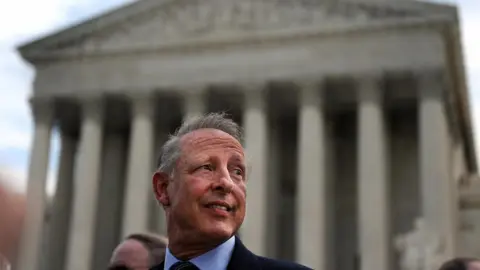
226,237,261,270
150,237,261,270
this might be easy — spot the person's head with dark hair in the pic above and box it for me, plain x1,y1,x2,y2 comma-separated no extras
439,257,480,270
109,232,168,270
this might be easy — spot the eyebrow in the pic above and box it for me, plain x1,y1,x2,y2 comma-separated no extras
229,154,245,163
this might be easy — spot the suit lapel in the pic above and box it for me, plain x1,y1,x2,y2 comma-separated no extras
150,261,164,270
227,237,261,270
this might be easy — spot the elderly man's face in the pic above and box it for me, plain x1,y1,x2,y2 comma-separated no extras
109,239,150,270
158,129,247,242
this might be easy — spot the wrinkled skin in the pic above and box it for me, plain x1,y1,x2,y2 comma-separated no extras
153,129,247,260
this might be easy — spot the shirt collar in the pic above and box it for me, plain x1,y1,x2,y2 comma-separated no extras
164,236,235,270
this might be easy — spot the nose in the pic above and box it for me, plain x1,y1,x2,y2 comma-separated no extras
212,166,234,193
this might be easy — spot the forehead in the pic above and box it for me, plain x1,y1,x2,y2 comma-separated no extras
179,129,244,154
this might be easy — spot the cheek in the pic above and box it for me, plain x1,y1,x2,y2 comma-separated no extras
235,184,247,205
189,179,212,197
174,179,209,206
240,182,247,195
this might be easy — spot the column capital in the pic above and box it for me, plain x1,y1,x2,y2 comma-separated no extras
182,85,207,96
292,79,323,91
243,83,268,102
183,87,206,120
77,93,104,103
416,70,446,100
243,84,268,111
413,68,444,80
130,93,156,117
77,95,105,119
293,79,324,107
239,82,267,92
29,97,54,124
356,75,383,103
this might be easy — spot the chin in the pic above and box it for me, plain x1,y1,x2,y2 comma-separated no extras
202,223,235,240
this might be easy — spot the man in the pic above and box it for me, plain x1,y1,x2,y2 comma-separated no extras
109,233,168,270
438,258,480,270
151,113,311,270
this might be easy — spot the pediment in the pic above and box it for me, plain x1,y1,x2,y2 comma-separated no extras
21,0,425,56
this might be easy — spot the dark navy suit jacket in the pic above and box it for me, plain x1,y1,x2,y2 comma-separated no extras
150,237,312,270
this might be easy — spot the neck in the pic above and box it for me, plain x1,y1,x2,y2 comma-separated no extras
166,221,227,260
168,241,219,261
168,231,227,260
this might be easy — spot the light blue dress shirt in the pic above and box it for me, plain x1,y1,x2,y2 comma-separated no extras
164,236,235,270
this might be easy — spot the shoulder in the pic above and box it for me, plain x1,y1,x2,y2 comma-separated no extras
256,256,313,270
228,237,311,270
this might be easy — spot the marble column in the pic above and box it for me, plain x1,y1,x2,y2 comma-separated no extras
150,130,169,235
17,99,54,270
266,117,280,259
65,98,104,270
42,134,77,270
241,85,269,256
418,71,456,257
183,89,206,121
295,81,331,270
122,95,155,237
357,76,390,270
93,133,127,270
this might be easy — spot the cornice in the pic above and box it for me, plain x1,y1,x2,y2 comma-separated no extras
441,21,478,173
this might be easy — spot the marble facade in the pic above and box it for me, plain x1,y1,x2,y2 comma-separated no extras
16,0,478,270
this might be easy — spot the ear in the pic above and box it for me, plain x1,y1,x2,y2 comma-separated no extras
153,171,171,207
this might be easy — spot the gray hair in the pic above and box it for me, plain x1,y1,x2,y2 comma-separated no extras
125,233,168,265
156,112,243,176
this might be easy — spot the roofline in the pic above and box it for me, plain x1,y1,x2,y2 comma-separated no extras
19,14,455,63
442,21,478,173
17,0,171,54
17,0,447,58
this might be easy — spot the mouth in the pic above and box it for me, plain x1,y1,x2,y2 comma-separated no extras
204,201,234,213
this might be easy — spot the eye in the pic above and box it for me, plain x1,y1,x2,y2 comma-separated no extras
231,166,245,180
233,168,243,176
198,164,213,171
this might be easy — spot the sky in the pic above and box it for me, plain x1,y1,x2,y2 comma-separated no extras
0,0,478,194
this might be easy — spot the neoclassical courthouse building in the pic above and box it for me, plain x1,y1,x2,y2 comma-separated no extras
16,0,480,269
